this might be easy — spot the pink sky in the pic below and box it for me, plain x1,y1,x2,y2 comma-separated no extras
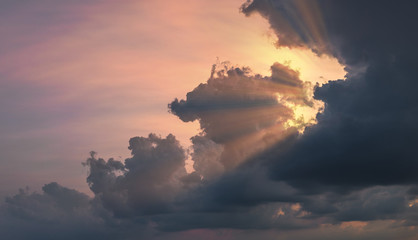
0,0,344,196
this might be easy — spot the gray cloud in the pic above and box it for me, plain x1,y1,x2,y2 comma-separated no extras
241,0,332,55
0,183,116,240
169,62,313,169
84,134,187,217
190,135,224,180
169,64,293,143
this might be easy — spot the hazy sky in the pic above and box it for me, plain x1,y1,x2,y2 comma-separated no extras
2,0,418,239
0,0,343,196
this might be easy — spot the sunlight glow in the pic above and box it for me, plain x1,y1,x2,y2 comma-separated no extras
277,92,324,133
409,199,418,207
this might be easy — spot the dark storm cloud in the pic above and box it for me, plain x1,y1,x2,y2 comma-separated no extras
241,0,418,191
80,134,316,232
300,186,416,222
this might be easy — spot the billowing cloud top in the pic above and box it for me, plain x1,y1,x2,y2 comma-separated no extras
169,62,321,169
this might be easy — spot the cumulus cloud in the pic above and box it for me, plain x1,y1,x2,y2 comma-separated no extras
83,134,188,217
189,135,224,180
169,62,319,169
169,63,294,141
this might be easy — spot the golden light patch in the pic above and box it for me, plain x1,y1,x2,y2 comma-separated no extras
255,46,346,84
291,203,302,211
277,92,324,133
340,221,368,230
274,208,285,218
408,199,418,207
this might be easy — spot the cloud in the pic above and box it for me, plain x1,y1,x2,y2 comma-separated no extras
165,0,418,235
169,62,318,169
0,183,115,240
83,134,187,217
169,63,294,140
189,135,224,180
240,0,418,192
240,0,331,54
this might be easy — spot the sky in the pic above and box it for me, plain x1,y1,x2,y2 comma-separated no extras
1,0,418,239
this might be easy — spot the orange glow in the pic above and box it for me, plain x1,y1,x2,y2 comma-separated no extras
340,221,368,230
409,199,418,207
